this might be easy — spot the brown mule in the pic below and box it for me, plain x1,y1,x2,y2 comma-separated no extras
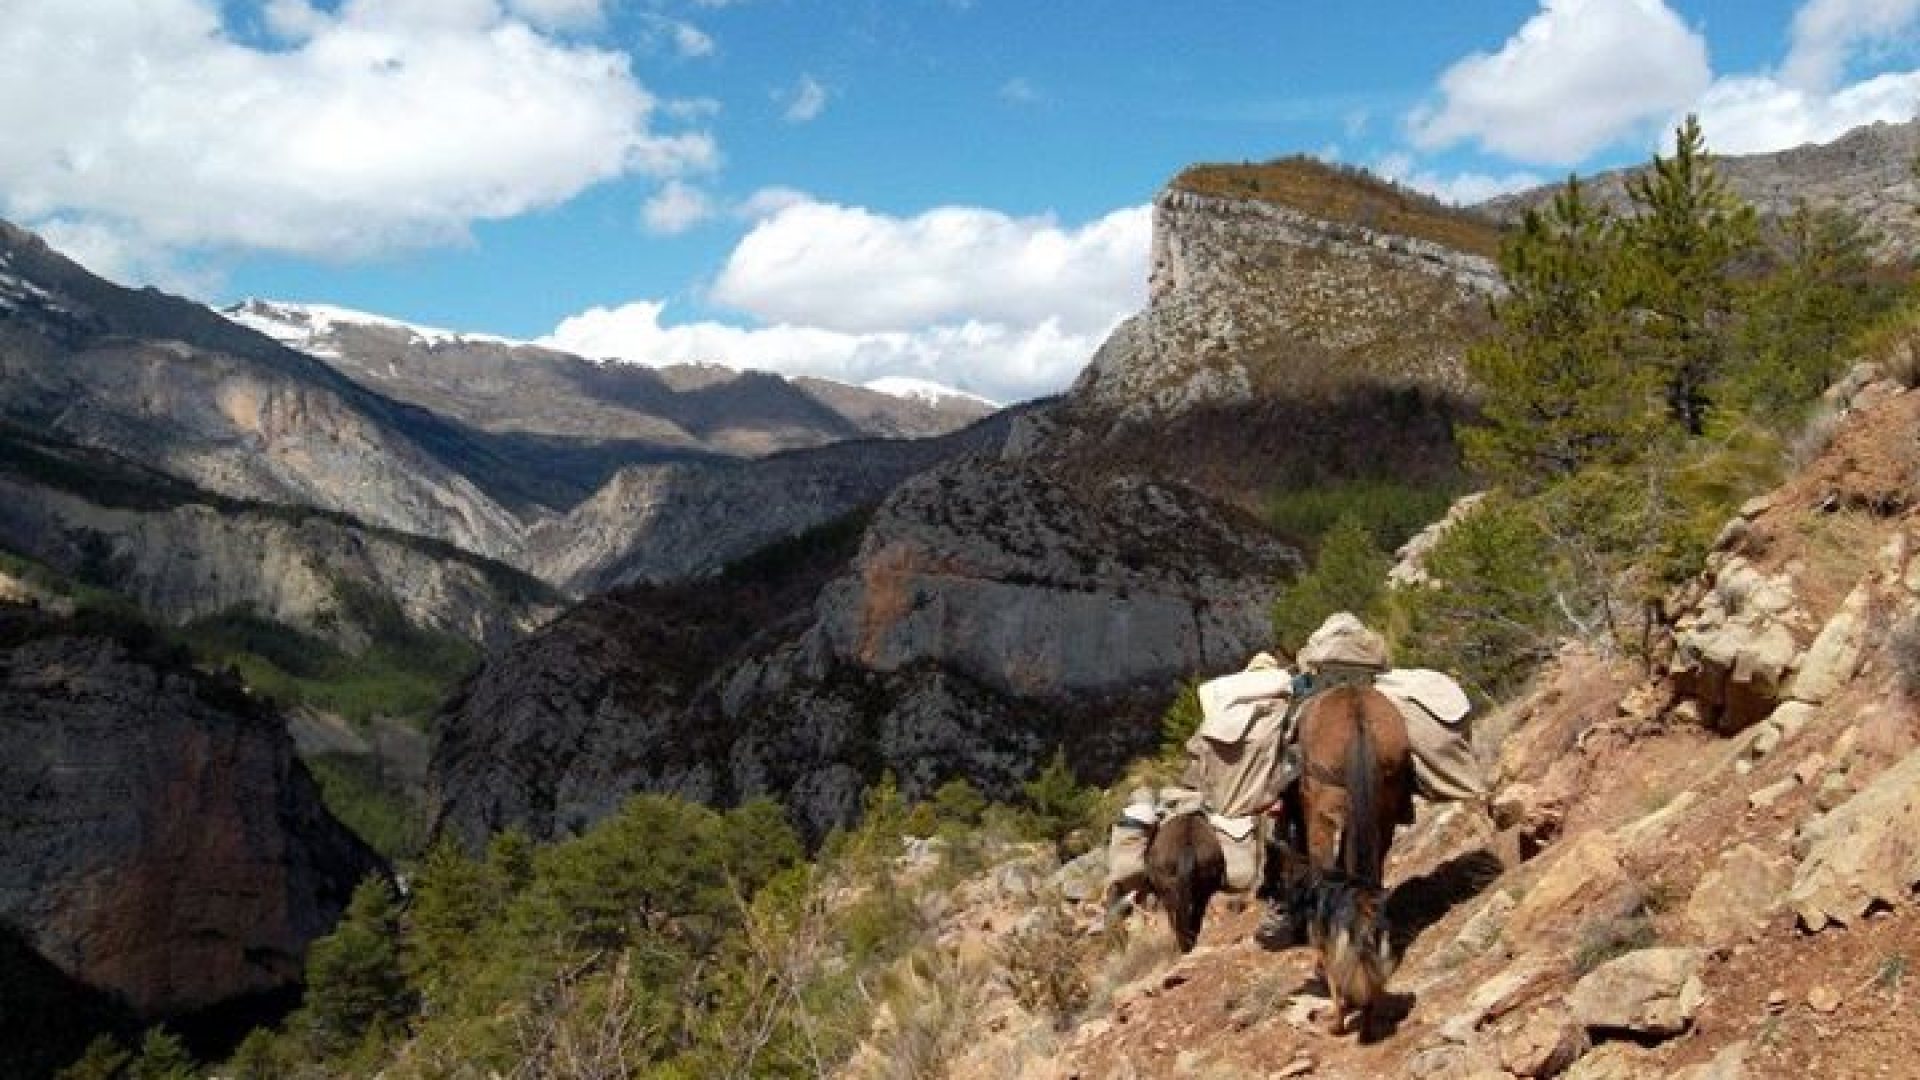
1144,811,1226,952
1293,683,1413,884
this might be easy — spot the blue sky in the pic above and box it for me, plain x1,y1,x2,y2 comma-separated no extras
4,0,1918,401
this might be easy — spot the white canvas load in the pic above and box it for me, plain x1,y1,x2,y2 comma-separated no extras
1209,812,1266,892
1184,663,1293,820
1103,789,1159,895
1374,668,1486,802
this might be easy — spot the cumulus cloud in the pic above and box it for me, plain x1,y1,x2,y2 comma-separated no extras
1783,0,1920,88
544,198,1152,402
734,186,813,220
0,0,714,282
1684,0,1920,154
1411,0,1711,165
711,200,1150,334
782,74,829,123
507,0,606,31
544,303,1106,403
642,180,714,234
1692,68,1920,153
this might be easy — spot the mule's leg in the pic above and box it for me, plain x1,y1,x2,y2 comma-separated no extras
1325,976,1348,1036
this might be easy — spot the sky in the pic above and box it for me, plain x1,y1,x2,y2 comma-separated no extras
5,0,1920,403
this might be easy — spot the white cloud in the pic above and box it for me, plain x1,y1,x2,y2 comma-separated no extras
1783,0,1920,89
543,302,1113,404
642,13,714,58
734,185,812,220
0,0,714,279
545,198,1152,402
507,0,606,31
999,77,1043,105
1691,68,1920,153
642,180,714,234
782,74,829,123
1411,0,1711,165
711,200,1151,334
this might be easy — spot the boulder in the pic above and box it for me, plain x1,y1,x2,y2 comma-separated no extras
1667,1040,1751,1080
1053,849,1108,903
1788,746,1920,931
1683,844,1791,944
1500,1006,1590,1077
1562,1043,1660,1079
1568,947,1707,1038
1787,584,1869,705
1507,832,1634,942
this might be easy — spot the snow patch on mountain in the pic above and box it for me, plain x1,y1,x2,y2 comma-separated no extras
863,376,1000,409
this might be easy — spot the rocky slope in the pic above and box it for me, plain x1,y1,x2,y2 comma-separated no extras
0,606,381,1053
225,299,996,453
1482,117,1920,259
0,427,558,651
889,371,1920,1080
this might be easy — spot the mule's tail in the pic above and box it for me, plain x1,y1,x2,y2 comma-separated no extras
1339,688,1383,886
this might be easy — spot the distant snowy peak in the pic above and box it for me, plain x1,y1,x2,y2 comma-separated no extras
220,298,526,357
862,376,1000,409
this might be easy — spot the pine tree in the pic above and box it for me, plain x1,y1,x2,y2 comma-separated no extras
125,1028,194,1080
1271,512,1390,650
1621,115,1758,434
1463,176,1657,486
304,876,412,1057
1725,200,1888,421
404,839,494,1010
55,1034,130,1080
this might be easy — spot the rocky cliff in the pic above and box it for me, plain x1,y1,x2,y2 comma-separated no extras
433,451,1296,844
1073,160,1500,424
1481,117,1920,259
0,606,381,1028
1048,160,1498,511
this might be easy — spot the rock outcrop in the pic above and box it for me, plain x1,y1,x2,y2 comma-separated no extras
1072,166,1500,425
0,606,380,1020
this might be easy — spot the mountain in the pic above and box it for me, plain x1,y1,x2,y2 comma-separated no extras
1481,117,1920,260
224,299,996,453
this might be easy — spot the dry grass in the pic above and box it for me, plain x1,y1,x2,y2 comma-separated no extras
999,905,1098,1030
1172,157,1505,258
863,949,994,1080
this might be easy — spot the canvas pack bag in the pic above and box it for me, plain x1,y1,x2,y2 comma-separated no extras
1374,668,1485,802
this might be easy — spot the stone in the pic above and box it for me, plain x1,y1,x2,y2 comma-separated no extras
1792,752,1829,786
1807,985,1841,1013
1683,844,1792,944
1768,701,1816,742
1432,891,1517,969
1508,832,1634,943
1667,1041,1751,1080
1789,746,1920,931
1053,849,1107,902
1273,1057,1315,1079
1568,948,1708,1038
1500,1006,1590,1077
1441,959,1554,1043
1562,1043,1659,1079
1788,584,1870,704
1747,778,1797,812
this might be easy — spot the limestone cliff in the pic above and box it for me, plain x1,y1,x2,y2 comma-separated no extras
433,454,1296,845
0,606,381,1024
1073,161,1500,424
